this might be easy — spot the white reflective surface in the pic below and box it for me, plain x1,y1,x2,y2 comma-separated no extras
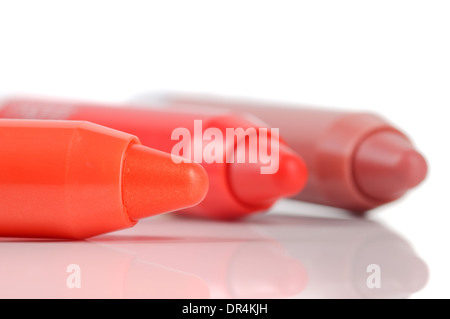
0,201,428,299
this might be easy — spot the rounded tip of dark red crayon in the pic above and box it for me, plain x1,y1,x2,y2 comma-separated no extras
354,131,428,201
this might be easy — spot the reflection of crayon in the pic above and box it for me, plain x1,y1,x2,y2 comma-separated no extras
0,241,209,298
252,214,429,299
165,94,428,212
0,97,307,220
0,119,208,239
99,217,308,299
103,212,428,299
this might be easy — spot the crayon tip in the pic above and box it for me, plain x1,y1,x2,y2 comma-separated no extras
123,144,209,221
354,131,428,201
228,143,308,208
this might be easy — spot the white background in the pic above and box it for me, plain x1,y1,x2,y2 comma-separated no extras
0,0,449,298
